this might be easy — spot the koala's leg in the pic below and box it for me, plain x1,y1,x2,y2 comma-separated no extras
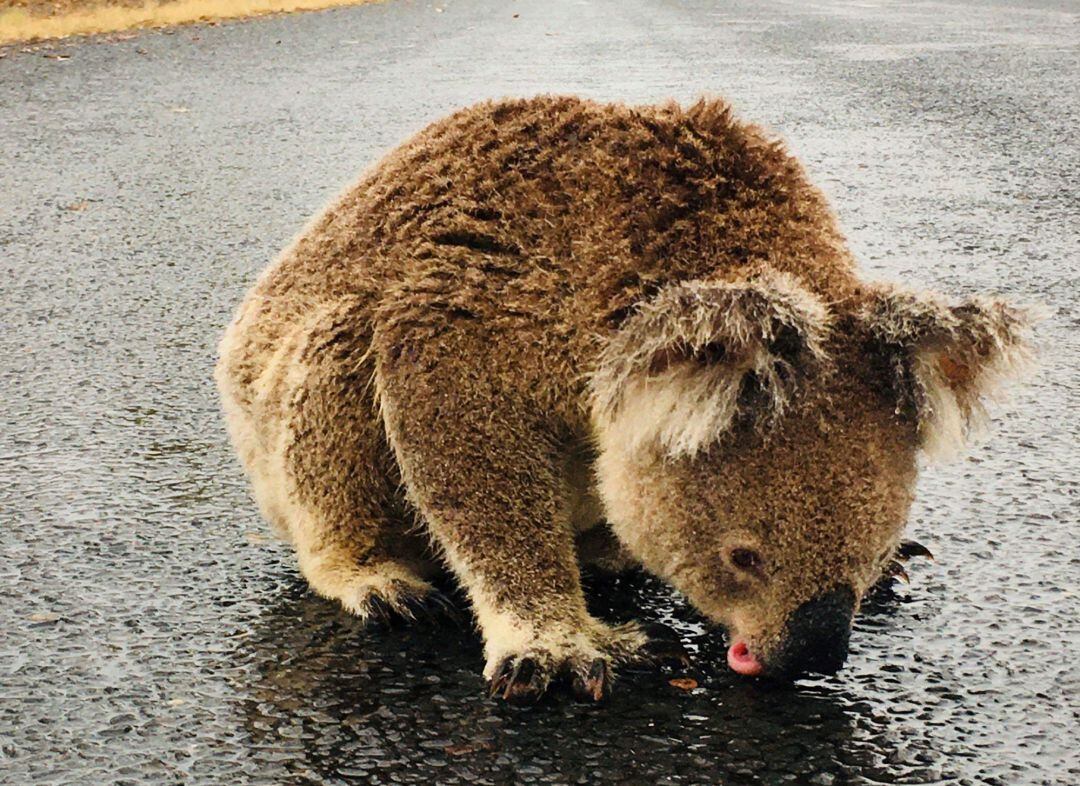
239,303,443,622
374,338,684,701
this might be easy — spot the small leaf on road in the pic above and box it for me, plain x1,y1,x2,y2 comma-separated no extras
668,677,698,691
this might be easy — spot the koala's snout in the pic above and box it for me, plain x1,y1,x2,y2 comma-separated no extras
772,584,856,679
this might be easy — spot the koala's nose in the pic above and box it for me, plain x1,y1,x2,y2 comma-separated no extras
777,585,856,678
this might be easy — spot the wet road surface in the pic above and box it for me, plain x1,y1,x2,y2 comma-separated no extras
2,0,1078,783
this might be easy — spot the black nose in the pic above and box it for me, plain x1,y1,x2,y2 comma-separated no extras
776,585,856,678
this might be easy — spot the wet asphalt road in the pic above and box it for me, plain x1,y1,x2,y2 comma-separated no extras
2,0,1079,783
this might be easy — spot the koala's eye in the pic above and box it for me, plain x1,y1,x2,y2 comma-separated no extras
730,547,764,573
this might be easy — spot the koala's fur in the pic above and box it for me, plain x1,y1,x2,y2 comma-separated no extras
217,96,1033,700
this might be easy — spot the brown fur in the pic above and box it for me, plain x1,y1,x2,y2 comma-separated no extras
216,96,1034,696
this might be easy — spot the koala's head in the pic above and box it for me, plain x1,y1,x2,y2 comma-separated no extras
590,271,1034,681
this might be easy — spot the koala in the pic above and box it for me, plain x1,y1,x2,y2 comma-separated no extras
216,96,1033,702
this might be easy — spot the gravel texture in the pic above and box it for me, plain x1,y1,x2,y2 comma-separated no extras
1,0,1078,783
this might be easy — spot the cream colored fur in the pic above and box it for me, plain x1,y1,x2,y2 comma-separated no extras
861,286,1036,460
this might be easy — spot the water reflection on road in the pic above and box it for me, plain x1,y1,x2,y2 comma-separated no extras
229,574,930,784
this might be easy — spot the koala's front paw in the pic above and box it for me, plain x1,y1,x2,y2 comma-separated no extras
487,647,613,704
487,650,612,704
485,621,691,704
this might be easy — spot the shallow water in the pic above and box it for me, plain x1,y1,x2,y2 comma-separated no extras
1,0,1078,783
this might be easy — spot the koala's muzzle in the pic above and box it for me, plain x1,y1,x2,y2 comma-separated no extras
771,585,856,679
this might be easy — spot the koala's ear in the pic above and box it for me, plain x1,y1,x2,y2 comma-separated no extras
590,272,831,457
859,285,1036,459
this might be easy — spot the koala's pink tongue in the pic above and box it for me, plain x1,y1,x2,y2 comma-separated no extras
727,641,764,677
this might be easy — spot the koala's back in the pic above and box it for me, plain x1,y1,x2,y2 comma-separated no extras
221,95,859,416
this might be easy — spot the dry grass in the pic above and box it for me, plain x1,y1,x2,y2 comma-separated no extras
0,0,379,45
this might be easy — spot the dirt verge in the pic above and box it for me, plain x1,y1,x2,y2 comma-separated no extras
0,0,380,45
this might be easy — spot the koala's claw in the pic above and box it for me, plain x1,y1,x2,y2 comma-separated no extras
488,656,550,704
401,588,464,626
360,581,461,627
884,560,910,584
486,621,686,703
897,539,935,561
365,592,399,623
571,658,611,703
487,652,617,704
639,622,693,669
873,539,934,591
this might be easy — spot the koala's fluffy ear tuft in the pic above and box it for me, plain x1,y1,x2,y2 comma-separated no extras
860,285,1037,460
590,272,831,458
